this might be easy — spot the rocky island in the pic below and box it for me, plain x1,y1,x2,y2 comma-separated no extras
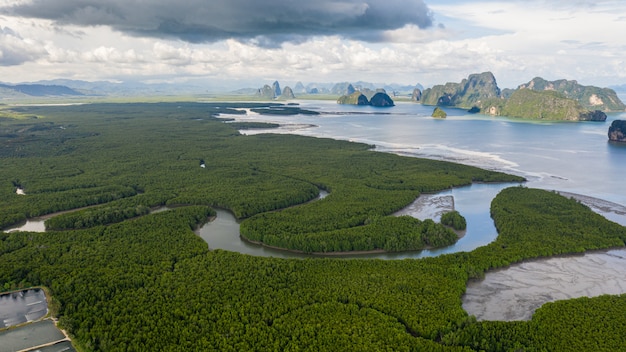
255,80,297,100
421,72,501,109
485,89,607,121
431,107,447,118
609,120,626,142
515,77,626,112
419,72,620,121
337,90,394,107
337,91,369,105
369,92,395,107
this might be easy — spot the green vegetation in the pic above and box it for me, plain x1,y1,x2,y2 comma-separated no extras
369,92,395,107
1,102,625,351
518,77,626,112
438,187,626,351
0,102,520,252
243,214,459,253
420,72,619,120
223,121,280,129
421,72,501,108
432,107,447,118
485,89,605,121
440,211,466,230
337,91,369,105
337,91,395,107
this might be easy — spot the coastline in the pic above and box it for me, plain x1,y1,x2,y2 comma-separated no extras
238,235,388,257
557,191,626,216
238,233,464,257
556,191,626,226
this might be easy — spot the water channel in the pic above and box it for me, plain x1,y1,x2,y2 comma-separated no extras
196,182,517,259
5,101,626,322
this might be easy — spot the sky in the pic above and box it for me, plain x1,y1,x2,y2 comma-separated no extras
0,0,625,90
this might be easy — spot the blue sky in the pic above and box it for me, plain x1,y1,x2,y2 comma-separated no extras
0,0,625,90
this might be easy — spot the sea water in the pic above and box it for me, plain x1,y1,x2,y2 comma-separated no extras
241,100,626,207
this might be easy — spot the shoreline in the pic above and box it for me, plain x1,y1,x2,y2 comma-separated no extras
238,235,389,257
556,191,626,217
238,233,461,257
463,246,626,321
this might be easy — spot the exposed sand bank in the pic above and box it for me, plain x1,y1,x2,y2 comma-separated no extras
463,248,626,321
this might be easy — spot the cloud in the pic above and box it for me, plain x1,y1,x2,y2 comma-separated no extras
1,0,434,46
0,26,47,65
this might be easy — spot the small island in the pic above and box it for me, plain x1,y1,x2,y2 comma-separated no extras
431,107,447,118
337,90,395,107
609,120,626,142
337,91,369,105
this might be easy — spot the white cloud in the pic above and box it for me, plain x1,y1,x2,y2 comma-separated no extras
0,25,47,65
427,1,626,86
0,0,626,88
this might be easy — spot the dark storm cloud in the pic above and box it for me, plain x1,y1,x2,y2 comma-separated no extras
1,0,433,46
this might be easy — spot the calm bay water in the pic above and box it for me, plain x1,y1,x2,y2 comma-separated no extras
211,100,626,257
241,100,626,206
231,100,626,320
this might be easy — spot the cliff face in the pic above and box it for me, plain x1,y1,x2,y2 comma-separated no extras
272,81,282,97
331,82,356,96
411,88,422,102
281,86,295,99
484,89,607,121
256,85,275,99
419,72,615,121
337,92,369,105
609,120,626,142
294,81,306,94
421,72,501,109
370,92,395,107
337,91,394,107
519,77,626,112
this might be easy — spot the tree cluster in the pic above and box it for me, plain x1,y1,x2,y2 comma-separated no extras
1,103,624,351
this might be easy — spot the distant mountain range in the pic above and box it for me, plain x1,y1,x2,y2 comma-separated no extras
0,79,217,98
0,83,83,97
1,77,621,104
0,79,424,99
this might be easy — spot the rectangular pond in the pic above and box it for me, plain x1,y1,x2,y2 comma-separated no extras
0,320,66,352
0,288,48,328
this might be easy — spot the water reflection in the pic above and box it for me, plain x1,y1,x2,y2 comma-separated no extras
4,218,46,233
0,288,48,328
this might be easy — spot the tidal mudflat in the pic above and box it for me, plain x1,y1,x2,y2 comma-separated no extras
393,194,454,222
463,248,626,321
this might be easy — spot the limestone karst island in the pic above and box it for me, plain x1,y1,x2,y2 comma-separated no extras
415,72,625,121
